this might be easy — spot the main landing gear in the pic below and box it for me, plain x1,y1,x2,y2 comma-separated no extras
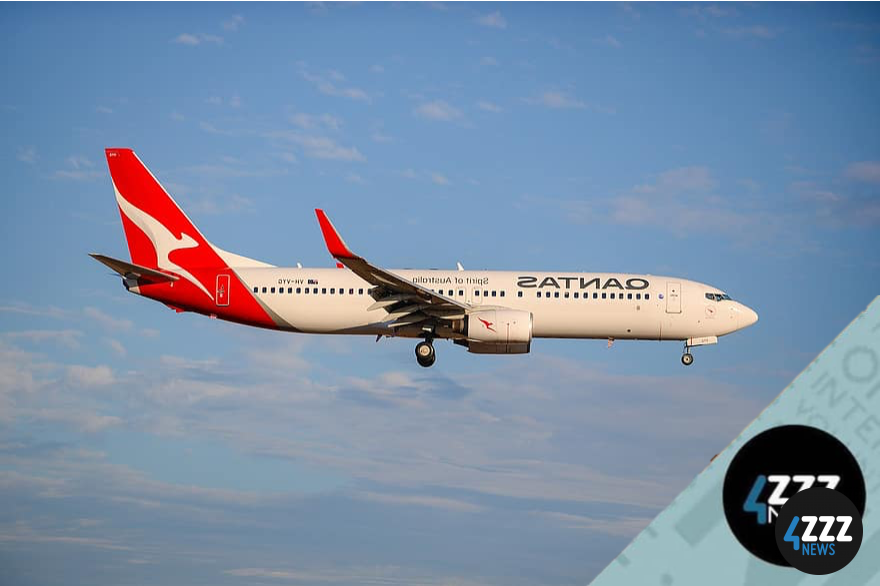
415,340,436,368
681,342,694,366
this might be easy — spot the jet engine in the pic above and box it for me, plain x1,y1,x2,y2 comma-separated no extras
462,309,532,354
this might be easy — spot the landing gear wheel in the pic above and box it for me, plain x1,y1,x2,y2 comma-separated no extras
681,352,694,366
415,341,436,368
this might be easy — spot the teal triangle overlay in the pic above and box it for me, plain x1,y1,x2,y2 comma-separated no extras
591,296,880,586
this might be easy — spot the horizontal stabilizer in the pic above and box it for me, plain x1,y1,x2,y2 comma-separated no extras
89,253,179,283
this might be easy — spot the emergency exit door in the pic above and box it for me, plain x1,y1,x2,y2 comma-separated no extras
665,282,681,314
216,274,230,307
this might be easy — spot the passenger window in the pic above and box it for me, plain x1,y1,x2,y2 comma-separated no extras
475,290,480,296
349,288,354,295
545,291,551,298
602,293,607,299
253,287,258,293
645,293,650,300
554,291,559,298
339,288,344,295
271,287,276,293
359,288,364,295
537,292,542,298
500,291,505,297
593,292,598,299
564,292,569,299
627,293,632,300
304,288,309,294
459,290,464,296
574,292,579,299
610,293,615,299
491,291,496,297
279,288,284,294
322,288,327,294
296,287,301,294
313,288,318,294
518,291,523,298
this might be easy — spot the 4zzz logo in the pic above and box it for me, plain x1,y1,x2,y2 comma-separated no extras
743,474,840,525
722,425,867,568
774,487,864,575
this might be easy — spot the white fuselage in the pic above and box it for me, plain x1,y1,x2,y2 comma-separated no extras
233,268,757,341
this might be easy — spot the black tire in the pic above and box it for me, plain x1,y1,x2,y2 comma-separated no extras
415,342,436,367
681,352,694,366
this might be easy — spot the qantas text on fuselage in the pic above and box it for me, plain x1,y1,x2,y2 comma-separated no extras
91,148,758,368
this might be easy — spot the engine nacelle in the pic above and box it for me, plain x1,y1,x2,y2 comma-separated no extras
464,309,532,354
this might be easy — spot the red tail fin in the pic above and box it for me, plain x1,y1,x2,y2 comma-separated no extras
106,148,235,301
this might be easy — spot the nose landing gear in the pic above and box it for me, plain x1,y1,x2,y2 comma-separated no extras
415,340,436,368
681,342,694,366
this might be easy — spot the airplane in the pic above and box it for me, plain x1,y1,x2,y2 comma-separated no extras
91,148,759,368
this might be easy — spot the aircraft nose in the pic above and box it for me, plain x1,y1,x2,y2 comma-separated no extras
738,305,759,329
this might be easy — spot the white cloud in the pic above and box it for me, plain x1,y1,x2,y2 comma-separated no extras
431,173,450,186
170,111,185,121
724,25,777,39
525,91,587,110
634,166,717,193
596,34,622,48
414,100,462,121
298,64,370,102
621,2,640,19
229,95,241,108
66,155,94,170
222,14,244,31
357,491,482,513
17,146,37,164
266,131,365,162
66,365,115,388
95,105,114,114
681,4,735,19
477,100,503,113
106,339,126,357
845,161,880,184
172,33,223,46
534,511,652,538
289,112,342,131
52,169,102,181
83,307,133,332
476,11,507,29
4,330,83,350
480,56,499,66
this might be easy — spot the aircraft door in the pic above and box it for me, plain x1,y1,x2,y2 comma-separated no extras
665,282,681,314
216,274,230,307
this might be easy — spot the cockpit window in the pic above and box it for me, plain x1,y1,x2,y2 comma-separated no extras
705,292,733,301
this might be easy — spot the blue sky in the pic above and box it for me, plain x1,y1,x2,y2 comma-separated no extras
1,3,879,585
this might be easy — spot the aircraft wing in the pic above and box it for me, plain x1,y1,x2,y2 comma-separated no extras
315,209,468,328
89,253,179,284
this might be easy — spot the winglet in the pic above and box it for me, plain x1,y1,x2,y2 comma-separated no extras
315,209,357,259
